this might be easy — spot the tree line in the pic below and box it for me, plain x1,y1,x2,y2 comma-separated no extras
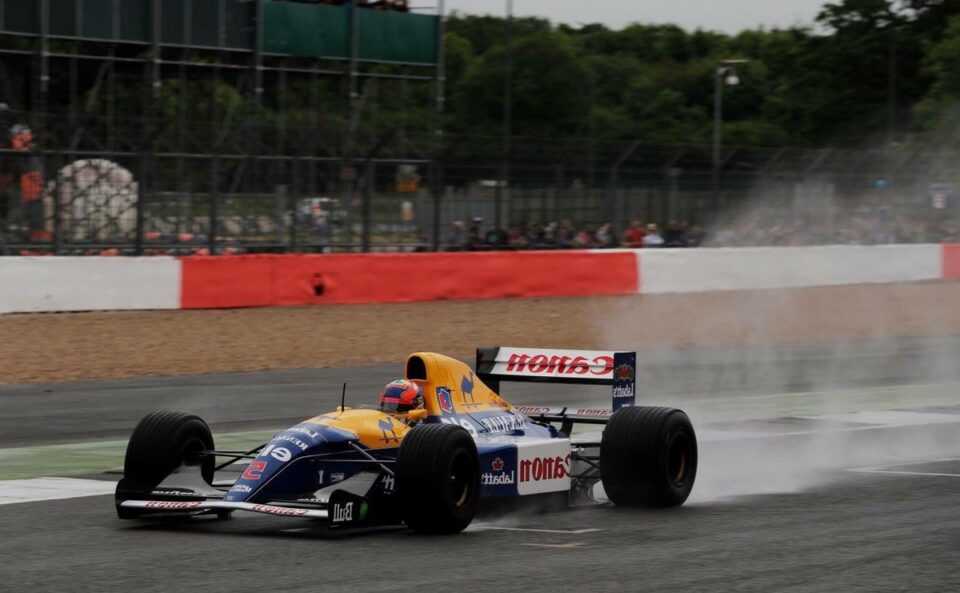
442,0,960,149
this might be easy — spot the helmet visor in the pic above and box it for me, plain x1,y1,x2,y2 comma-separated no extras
379,397,409,414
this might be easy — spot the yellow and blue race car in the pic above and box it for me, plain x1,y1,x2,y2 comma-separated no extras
115,347,698,534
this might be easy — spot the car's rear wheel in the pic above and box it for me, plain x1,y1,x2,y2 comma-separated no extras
600,406,697,507
395,423,480,534
115,410,215,519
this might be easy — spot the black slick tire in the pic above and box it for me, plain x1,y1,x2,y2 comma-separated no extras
115,410,215,519
600,406,697,507
395,423,480,534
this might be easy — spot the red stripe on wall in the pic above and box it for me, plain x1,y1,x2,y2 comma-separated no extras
943,244,960,280
180,251,638,309
180,255,275,309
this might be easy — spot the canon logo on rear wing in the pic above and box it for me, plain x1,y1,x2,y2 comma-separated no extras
477,347,637,410
504,353,613,377
480,348,620,381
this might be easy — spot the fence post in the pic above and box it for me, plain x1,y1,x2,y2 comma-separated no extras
135,153,146,255
289,157,298,252
209,155,219,255
361,160,373,252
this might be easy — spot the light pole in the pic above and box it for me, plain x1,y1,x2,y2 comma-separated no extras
711,59,746,222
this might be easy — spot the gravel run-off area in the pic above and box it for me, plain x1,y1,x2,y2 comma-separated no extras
1,282,958,384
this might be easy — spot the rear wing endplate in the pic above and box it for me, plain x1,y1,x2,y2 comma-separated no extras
476,347,636,410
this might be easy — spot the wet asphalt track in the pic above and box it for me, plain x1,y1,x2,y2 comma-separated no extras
2,337,960,592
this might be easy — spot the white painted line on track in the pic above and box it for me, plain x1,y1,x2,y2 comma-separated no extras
520,542,587,549
848,458,960,479
469,524,603,534
851,469,960,478
812,410,960,426
0,477,116,505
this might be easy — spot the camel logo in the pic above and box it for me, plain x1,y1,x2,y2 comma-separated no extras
461,372,477,406
378,418,400,443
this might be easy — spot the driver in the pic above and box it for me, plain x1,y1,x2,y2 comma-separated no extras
378,379,424,423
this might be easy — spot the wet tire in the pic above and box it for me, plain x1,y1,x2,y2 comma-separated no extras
115,410,215,519
600,406,697,507
395,423,480,534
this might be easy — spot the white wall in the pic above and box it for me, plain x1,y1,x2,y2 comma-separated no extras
639,245,943,294
0,257,180,314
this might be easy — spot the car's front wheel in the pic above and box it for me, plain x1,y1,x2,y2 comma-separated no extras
115,410,215,519
395,423,480,534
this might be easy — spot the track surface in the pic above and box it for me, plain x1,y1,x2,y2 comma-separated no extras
3,466,959,592
4,335,960,447
2,338,960,592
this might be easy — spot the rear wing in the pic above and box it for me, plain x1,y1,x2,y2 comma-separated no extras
476,347,636,411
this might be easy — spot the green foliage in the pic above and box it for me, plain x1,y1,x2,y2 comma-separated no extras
58,1,960,150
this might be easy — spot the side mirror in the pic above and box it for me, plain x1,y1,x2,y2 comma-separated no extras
406,409,428,422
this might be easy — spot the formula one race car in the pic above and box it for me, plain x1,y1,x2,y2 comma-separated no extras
116,347,697,534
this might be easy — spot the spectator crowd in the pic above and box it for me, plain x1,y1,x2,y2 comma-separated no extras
445,218,705,251
444,208,959,251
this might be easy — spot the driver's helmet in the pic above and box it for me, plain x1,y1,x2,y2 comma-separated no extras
379,379,424,414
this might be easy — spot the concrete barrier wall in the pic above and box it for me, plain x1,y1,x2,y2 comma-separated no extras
0,257,180,314
0,245,957,314
638,245,944,294
944,244,960,280
181,251,639,308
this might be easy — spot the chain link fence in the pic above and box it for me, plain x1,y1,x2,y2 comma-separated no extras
2,115,960,254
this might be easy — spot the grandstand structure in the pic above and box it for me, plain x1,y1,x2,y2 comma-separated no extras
0,0,444,253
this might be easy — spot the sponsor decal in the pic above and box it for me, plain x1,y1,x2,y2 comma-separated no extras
332,501,354,523
145,501,202,510
611,352,636,409
318,469,324,484
319,470,345,484
150,489,197,496
513,406,613,418
331,500,369,523
229,484,252,494
500,351,614,378
250,505,309,517
481,471,516,485
287,427,323,441
274,435,310,451
241,460,267,480
438,417,479,438
437,387,454,414
614,364,635,381
574,408,613,417
516,441,572,495
520,454,571,483
380,473,395,492
481,457,516,486
461,373,477,406
260,445,292,462
477,414,527,434
515,406,551,415
378,418,401,443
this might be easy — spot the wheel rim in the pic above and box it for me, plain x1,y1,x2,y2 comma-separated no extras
448,449,473,509
666,433,690,487
180,436,208,469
